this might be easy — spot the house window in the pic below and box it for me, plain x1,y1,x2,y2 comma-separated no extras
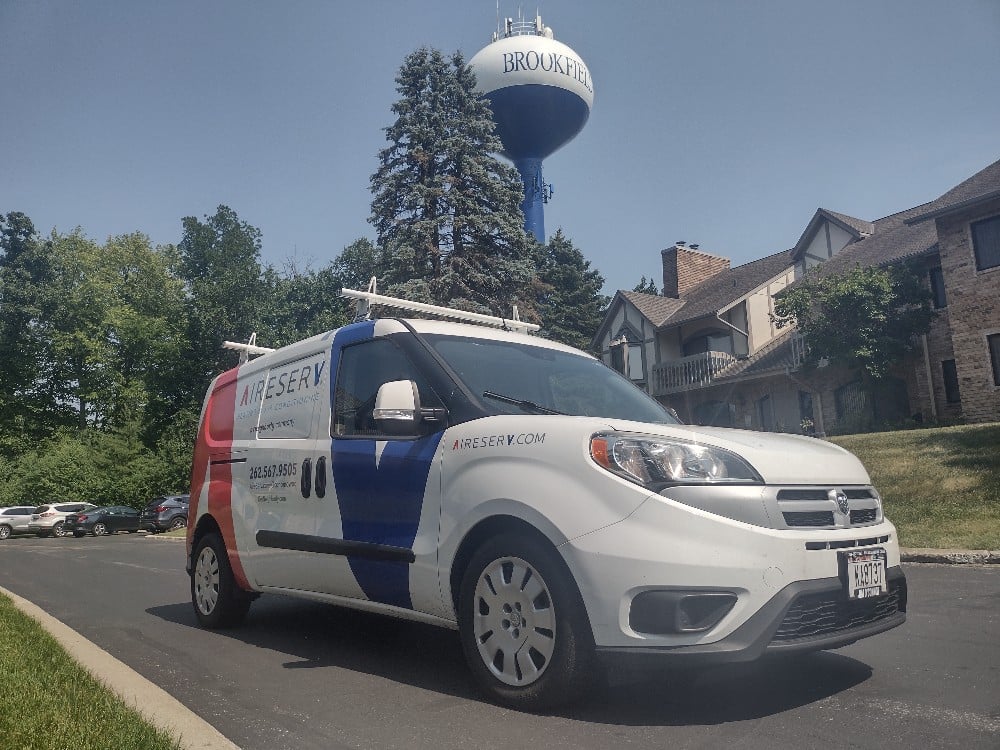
609,337,644,381
929,266,947,308
682,330,733,356
627,343,644,381
989,334,1000,387
835,381,868,422
942,360,961,403
971,215,1000,271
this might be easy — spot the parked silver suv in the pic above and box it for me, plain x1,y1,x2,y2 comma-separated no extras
0,506,37,540
28,502,98,538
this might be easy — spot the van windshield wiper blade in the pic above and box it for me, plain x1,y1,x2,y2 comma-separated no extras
482,391,564,415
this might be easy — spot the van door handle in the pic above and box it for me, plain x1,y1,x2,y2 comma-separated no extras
300,457,312,498
314,456,327,498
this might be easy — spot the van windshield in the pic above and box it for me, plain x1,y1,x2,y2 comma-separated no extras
424,335,679,424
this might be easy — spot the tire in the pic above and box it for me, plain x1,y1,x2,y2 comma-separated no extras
0,525,11,541
191,533,251,628
92,523,107,536
457,533,595,710
52,522,67,538
169,516,187,531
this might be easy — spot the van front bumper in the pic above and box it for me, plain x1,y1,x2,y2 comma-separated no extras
593,567,906,668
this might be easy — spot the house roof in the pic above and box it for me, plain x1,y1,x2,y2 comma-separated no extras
619,290,686,328
713,328,801,381
809,158,1000,276
905,158,1000,224
662,249,794,328
791,209,872,260
600,250,793,342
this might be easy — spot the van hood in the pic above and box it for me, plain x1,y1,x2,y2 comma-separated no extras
600,420,871,486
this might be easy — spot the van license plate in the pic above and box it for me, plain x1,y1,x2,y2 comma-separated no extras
844,548,887,599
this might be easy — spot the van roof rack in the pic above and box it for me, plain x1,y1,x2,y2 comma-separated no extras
223,333,275,364
341,277,541,334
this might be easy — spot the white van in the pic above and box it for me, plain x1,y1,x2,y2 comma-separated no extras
187,285,906,709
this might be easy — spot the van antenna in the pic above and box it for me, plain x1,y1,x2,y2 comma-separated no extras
223,332,275,364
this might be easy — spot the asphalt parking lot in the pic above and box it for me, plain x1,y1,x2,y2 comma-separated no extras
1,534,998,750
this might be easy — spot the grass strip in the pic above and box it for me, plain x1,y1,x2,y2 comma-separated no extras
0,592,180,750
831,423,1000,550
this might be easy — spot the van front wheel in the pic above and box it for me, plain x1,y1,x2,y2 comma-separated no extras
458,533,595,710
191,533,251,628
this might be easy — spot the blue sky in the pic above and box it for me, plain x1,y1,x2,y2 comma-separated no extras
2,0,999,296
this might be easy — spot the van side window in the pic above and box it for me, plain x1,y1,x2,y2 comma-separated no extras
332,338,441,437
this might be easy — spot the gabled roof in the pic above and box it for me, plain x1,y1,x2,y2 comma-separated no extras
792,208,872,260
594,250,794,349
619,290,686,328
663,249,793,328
805,158,1000,277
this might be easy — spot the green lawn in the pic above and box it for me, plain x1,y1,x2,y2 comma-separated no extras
830,422,1000,550
0,594,180,750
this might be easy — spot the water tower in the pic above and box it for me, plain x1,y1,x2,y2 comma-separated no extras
469,13,593,243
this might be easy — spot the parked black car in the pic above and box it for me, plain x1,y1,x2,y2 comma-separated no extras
141,495,190,532
64,506,141,537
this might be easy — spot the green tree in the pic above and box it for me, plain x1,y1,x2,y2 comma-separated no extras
369,47,531,315
260,261,350,348
331,237,388,292
772,262,936,381
0,212,50,454
167,205,267,413
534,231,608,351
632,276,659,295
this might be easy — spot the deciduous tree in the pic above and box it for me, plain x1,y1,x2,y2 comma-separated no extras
772,262,936,381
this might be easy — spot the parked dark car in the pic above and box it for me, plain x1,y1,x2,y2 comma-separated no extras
64,506,141,537
140,495,190,532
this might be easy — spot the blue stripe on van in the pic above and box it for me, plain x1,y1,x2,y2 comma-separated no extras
329,434,442,609
327,321,442,609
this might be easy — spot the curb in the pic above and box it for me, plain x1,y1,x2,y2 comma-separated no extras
0,585,241,750
900,548,1000,565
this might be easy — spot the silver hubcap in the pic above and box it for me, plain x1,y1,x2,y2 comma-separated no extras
473,556,556,687
53,523,66,537
94,524,106,536
0,527,9,539
194,545,220,615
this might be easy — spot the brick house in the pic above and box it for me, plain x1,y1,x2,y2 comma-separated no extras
593,158,1000,433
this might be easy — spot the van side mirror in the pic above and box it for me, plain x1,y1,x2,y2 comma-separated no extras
373,380,447,435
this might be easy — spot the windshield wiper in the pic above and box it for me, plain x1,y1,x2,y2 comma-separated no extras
482,391,564,415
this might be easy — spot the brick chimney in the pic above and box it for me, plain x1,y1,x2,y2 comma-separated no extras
661,243,730,299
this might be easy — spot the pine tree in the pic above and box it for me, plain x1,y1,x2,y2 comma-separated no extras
535,230,608,351
369,48,531,315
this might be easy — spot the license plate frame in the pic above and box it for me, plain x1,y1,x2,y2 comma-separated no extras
841,547,888,599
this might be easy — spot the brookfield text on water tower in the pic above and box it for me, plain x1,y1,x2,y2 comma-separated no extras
469,13,593,243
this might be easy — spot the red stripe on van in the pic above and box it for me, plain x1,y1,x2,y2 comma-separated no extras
188,367,251,590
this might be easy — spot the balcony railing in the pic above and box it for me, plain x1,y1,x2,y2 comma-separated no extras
650,351,737,396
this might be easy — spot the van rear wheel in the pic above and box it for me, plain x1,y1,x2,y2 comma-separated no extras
191,533,251,628
457,533,595,710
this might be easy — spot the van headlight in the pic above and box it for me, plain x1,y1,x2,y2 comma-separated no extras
590,432,763,488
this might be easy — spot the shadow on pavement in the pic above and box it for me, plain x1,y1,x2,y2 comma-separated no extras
148,596,872,726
